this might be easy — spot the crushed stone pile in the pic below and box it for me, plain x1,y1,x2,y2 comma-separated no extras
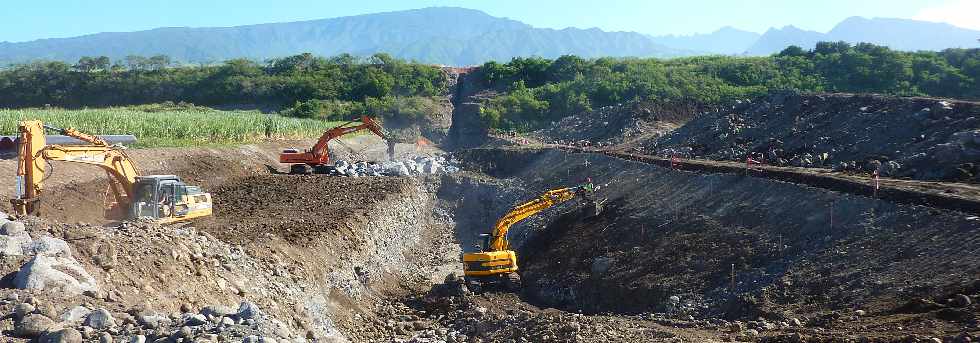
645,92,980,181
333,154,461,177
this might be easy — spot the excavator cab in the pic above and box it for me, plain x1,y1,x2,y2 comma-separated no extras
462,183,602,292
130,175,212,223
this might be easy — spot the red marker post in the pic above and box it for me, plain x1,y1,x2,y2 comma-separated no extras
745,155,763,174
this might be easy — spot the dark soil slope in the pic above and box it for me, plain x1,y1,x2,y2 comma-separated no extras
462,148,980,340
646,92,980,182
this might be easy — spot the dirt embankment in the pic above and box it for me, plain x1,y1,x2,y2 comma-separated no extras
0,142,297,224
453,147,980,341
0,141,464,342
532,100,703,147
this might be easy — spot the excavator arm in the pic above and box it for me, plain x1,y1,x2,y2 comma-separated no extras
12,120,140,216
462,182,598,288
486,187,580,252
289,115,392,166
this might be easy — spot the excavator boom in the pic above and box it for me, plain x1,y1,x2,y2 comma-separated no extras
11,120,212,222
462,182,598,290
279,116,393,174
486,187,579,251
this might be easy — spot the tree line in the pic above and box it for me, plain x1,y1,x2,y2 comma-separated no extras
476,42,979,130
0,43,977,129
0,53,448,119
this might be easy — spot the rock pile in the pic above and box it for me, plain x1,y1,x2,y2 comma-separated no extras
0,216,99,297
333,155,461,177
1,294,281,342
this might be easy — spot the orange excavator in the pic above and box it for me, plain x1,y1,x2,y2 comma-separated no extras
279,116,394,175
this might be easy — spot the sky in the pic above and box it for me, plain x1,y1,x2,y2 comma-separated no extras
0,0,977,42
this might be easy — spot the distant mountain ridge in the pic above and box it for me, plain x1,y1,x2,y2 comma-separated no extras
650,26,761,55
0,7,683,66
0,8,978,66
746,17,980,55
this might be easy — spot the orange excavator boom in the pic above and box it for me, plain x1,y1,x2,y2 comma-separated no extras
279,116,392,171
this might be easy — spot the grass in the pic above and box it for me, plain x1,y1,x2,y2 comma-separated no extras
0,106,347,148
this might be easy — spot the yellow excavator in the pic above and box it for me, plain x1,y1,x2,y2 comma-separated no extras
10,120,213,223
462,182,599,291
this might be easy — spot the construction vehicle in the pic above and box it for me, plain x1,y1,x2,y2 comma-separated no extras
10,121,213,223
462,182,599,291
280,115,394,175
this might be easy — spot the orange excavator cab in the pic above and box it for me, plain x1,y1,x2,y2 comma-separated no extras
279,116,393,175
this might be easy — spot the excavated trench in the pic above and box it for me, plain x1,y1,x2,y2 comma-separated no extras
1,139,977,341
444,147,979,337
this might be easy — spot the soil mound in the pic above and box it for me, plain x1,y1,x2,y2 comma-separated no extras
195,174,413,246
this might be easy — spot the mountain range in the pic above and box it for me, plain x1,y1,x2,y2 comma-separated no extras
746,17,980,55
0,7,977,66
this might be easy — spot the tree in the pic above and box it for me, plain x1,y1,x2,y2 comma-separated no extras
147,55,172,71
74,57,98,72
814,41,852,56
778,46,807,57
369,53,395,66
124,55,149,71
267,53,320,74
547,55,587,82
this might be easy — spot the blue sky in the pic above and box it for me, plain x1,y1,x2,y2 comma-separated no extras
1,0,976,42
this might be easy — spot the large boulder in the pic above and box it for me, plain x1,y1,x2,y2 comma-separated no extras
0,220,33,256
41,328,83,343
61,305,92,323
14,255,99,295
1,220,26,235
84,308,115,330
0,234,33,256
27,236,72,257
15,314,56,337
236,301,261,320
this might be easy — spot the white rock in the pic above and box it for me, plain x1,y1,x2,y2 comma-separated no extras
28,236,72,257
0,231,32,256
84,308,116,330
184,313,207,326
61,305,92,323
15,255,99,295
1,220,27,236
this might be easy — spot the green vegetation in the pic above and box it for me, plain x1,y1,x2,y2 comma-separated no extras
284,96,444,121
0,104,341,147
0,53,447,122
477,43,979,130
1,43,977,133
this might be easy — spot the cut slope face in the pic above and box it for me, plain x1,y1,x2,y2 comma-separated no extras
532,101,700,147
646,92,980,182
455,147,980,340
